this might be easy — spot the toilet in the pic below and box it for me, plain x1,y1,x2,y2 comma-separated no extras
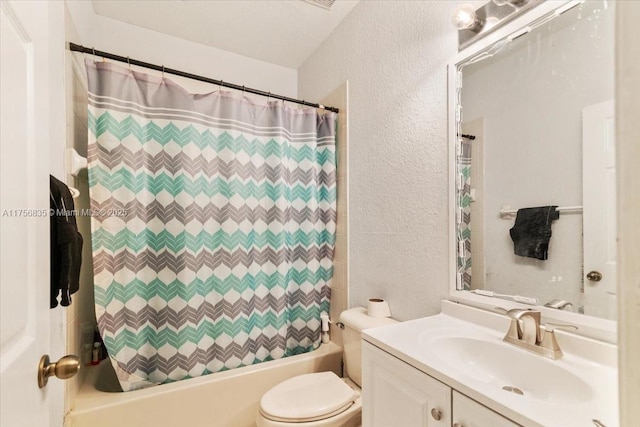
256,307,397,427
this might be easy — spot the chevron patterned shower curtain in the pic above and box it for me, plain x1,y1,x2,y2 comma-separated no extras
86,60,336,391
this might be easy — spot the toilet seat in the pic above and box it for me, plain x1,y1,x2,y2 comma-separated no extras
260,372,358,423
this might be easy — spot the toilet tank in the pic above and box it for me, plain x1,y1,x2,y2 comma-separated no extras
339,307,397,387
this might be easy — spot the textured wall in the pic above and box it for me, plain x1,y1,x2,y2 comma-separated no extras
298,1,460,320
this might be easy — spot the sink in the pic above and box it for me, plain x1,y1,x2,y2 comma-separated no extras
363,303,618,427
425,335,593,405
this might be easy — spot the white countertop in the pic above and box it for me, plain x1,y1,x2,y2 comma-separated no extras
362,301,618,427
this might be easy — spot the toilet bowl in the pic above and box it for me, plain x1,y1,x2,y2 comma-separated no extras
257,372,362,427
256,308,397,427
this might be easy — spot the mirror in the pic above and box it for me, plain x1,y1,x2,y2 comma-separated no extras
454,1,615,321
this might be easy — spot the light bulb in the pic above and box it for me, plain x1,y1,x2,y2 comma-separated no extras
452,4,480,30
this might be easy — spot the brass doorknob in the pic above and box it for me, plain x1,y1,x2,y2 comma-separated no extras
38,354,80,388
586,271,603,282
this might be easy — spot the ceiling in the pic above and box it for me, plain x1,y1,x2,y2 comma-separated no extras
91,0,360,69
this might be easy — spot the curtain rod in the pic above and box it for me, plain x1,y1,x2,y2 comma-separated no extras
68,43,339,114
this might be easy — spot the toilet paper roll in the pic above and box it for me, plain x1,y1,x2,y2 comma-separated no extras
367,298,391,318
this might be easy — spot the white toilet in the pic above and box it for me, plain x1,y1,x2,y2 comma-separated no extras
256,307,397,427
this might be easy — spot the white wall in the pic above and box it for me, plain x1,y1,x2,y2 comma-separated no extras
65,1,297,97
461,2,614,310
298,1,461,320
616,2,640,425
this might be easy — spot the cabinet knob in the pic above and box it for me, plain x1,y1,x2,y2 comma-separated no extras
586,271,602,282
431,408,442,420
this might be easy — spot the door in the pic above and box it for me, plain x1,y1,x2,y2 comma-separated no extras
583,100,616,320
362,341,451,427
1,1,53,425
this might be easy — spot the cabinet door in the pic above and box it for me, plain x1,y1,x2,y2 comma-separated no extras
362,342,451,427
453,391,521,427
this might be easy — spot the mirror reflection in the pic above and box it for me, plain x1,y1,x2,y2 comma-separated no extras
456,1,615,320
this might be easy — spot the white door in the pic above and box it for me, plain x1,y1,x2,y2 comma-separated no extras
1,1,54,425
583,100,616,320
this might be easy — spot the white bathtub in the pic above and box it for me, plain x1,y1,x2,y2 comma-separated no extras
68,342,343,427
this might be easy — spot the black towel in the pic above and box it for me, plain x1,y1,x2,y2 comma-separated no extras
509,206,560,261
50,175,83,308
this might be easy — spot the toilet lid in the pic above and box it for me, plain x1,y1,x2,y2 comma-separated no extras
260,372,357,422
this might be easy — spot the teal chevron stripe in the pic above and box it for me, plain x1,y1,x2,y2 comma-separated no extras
90,227,335,253
88,112,334,157
94,267,334,303
88,167,335,201
95,267,333,306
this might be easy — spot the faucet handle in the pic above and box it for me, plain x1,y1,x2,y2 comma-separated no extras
538,323,577,359
544,299,574,311
494,307,538,318
538,323,576,359
544,322,579,332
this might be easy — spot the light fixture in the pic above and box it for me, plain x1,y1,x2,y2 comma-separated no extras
452,4,483,32
453,0,543,51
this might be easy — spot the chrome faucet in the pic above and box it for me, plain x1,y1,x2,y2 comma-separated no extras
496,308,577,360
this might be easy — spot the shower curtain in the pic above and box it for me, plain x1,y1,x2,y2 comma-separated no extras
85,60,336,391
458,140,472,290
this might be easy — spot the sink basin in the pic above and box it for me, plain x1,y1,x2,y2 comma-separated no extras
425,335,593,405
363,304,618,427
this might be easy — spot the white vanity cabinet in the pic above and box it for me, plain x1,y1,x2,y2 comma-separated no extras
362,341,451,427
453,391,520,427
362,342,520,427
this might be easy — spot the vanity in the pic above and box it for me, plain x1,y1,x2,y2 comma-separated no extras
356,1,620,425
361,301,618,427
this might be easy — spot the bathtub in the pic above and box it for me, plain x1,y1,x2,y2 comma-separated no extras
68,342,343,427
